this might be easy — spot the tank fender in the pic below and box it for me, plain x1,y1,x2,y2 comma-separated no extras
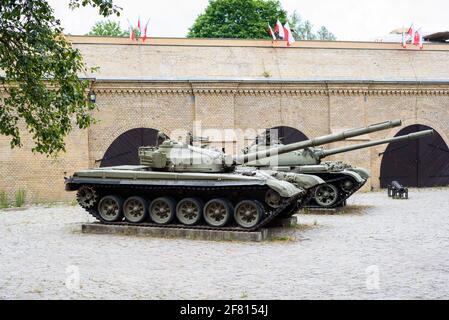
348,168,371,180
270,171,325,190
338,170,366,183
256,171,305,198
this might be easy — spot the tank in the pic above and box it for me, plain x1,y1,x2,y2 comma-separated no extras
65,133,329,231
243,120,434,208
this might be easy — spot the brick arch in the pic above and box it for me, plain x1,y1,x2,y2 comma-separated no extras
99,128,162,167
371,118,449,188
269,126,309,144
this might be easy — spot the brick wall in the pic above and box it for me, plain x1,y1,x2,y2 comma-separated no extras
1,38,449,203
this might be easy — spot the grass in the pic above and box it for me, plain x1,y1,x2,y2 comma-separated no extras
14,189,26,208
301,204,374,216
270,235,295,242
0,190,8,209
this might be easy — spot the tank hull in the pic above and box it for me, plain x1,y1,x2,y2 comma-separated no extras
65,165,306,230
290,165,368,208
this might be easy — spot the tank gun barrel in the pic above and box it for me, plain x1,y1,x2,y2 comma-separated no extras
234,119,402,164
319,130,434,158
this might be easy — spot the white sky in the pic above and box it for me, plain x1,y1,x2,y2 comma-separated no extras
48,0,449,40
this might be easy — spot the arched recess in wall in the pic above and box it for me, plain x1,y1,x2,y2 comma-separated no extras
268,126,309,144
99,128,163,167
380,124,449,188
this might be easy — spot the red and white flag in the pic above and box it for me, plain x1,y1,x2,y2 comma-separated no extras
142,19,150,42
413,29,424,49
267,23,276,41
283,22,296,46
413,30,420,46
419,32,424,49
137,17,141,35
402,27,407,48
275,20,285,39
407,24,414,39
127,19,135,41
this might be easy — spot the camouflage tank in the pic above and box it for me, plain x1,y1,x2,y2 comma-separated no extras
244,120,434,208
65,134,329,231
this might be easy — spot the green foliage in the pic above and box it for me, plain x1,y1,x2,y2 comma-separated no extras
289,10,336,41
188,0,287,39
15,189,26,207
0,0,119,156
87,20,127,36
0,190,8,209
317,26,336,41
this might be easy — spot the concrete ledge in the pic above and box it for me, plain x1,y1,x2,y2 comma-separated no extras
268,216,298,228
302,207,344,215
81,223,269,242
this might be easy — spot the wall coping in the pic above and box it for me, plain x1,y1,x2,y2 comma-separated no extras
68,35,449,52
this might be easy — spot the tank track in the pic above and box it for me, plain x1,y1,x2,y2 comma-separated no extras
79,183,299,232
304,175,366,209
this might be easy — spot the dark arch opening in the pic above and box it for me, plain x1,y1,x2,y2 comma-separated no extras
99,128,161,167
269,126,309,144
380,124,449,188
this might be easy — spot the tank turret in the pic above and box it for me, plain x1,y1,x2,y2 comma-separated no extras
244,120,433,209
139,120,403,173
246,128,434,167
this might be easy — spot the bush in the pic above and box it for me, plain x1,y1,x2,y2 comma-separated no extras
0,190,8,209
15,189,26,207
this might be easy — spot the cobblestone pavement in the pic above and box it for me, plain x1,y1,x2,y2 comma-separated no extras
1,189,448,300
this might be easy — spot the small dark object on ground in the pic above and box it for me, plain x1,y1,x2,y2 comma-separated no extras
388,181,409,199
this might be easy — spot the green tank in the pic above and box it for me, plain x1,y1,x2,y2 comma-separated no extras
244,120,434,208
65,134,328,230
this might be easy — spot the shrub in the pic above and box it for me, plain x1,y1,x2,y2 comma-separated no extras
0,190,8,209
15,189,26,207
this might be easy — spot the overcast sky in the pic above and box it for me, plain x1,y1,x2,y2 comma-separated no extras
48,0,449,40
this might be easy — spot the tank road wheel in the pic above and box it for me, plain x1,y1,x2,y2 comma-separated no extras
203,199,233,228
176,198,204,226
76,186,98,209
149,197,176,225
314,184,339,207
265,189,282,208
340,179,355,193
234,200,264,229
123,196,147,223
98,195,123,222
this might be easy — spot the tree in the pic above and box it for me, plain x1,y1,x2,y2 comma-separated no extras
317,26,336,41
289,10,335,41
187,0,287,39
0,0,120,155
87,20,128,37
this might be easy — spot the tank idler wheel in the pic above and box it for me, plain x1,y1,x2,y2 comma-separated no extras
77,185,98,209
149,197,176,225
314,184,339,207
98,195,124,222
340,179,355,193
123,196,147,223
265,189,282,208
176,198,204,226
203,199,233,228
234,200,264,229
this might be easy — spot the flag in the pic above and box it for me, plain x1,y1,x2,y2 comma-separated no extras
275,20,285,39
142,19,150,42
407,24,414,38
419,32,424,49
267,23,276,41
127,19,135,41
283,22,295,46
137,17,141,35
401,26,407,48
413,30,420,46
